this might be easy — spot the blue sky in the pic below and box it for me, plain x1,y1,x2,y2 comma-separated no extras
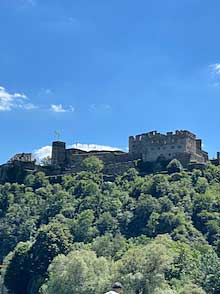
1,0,220,163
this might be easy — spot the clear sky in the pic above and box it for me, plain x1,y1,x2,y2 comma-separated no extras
1,0,220,163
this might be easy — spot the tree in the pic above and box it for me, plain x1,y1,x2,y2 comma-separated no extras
167,159,183,174
4,241,32,294
127,194,160,237
24,172,49,190
196,249,220,294
71,210,98,242
96,212,119,235
149,174,169,197
4,221,73,294
82,156,104,173
195,177,208,194
40,250,112,294
0,201,37,263
178,283,205,294
114,235,175,294
40,156,52,166
91,233,128,260
29,221,72,279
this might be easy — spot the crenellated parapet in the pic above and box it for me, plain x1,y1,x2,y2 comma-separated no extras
129,130,196,145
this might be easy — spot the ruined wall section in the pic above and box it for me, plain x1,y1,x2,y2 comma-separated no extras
65,149,135,168
50,141,137,174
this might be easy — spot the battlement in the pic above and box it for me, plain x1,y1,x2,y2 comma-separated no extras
129,130,196,145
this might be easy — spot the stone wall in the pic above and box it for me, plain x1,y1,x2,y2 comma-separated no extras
49,130,209,175
103,161,135,175
129,130,207,164
66,150,134,167
51,141,66,166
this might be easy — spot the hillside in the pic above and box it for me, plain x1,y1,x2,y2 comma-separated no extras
1,157,220,294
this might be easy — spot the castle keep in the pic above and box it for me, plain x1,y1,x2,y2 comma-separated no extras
1,129,218,183
129,130,208,166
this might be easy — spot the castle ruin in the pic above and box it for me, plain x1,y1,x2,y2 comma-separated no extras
51,130,208,170
129,130,208,166
0,129,217,183
51,141,135,174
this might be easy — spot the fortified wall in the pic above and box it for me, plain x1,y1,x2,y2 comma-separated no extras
51,130,209,171
0,129,217,183
51,141,136,174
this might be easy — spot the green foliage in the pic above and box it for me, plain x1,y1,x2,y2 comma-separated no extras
91,233,128,259
40,250,111,294
71,209,98,242
2,165,220,293
4,221,72,294
178,283,206,294
82,156,104,173
196,249,220,293
195,177,209,194
40,156,52,166
29,221,72,277
167,159,183,174
114,235,175,294
4,241,32,294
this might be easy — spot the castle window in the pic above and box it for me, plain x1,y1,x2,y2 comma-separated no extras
178,145,182,149
158,147,160,150
168,153,171,156
171,146,175,149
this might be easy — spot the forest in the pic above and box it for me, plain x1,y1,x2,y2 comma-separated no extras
1,156,220,294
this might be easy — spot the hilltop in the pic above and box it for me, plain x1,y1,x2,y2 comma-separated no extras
1,154,220,293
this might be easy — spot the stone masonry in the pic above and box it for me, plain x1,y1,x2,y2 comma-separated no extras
51,141,136,171
129,130,208,166
50,130,209,170
0,129,215,184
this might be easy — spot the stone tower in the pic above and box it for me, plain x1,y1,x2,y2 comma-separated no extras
129,130,208,166
51,141,66,166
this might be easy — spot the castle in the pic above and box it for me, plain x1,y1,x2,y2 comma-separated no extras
129,130,209,166
51,130,209,168
0,130,219,183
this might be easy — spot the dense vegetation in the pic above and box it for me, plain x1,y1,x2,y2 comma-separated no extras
1,157,220,293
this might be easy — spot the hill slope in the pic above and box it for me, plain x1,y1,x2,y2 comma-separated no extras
1,159,220,293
